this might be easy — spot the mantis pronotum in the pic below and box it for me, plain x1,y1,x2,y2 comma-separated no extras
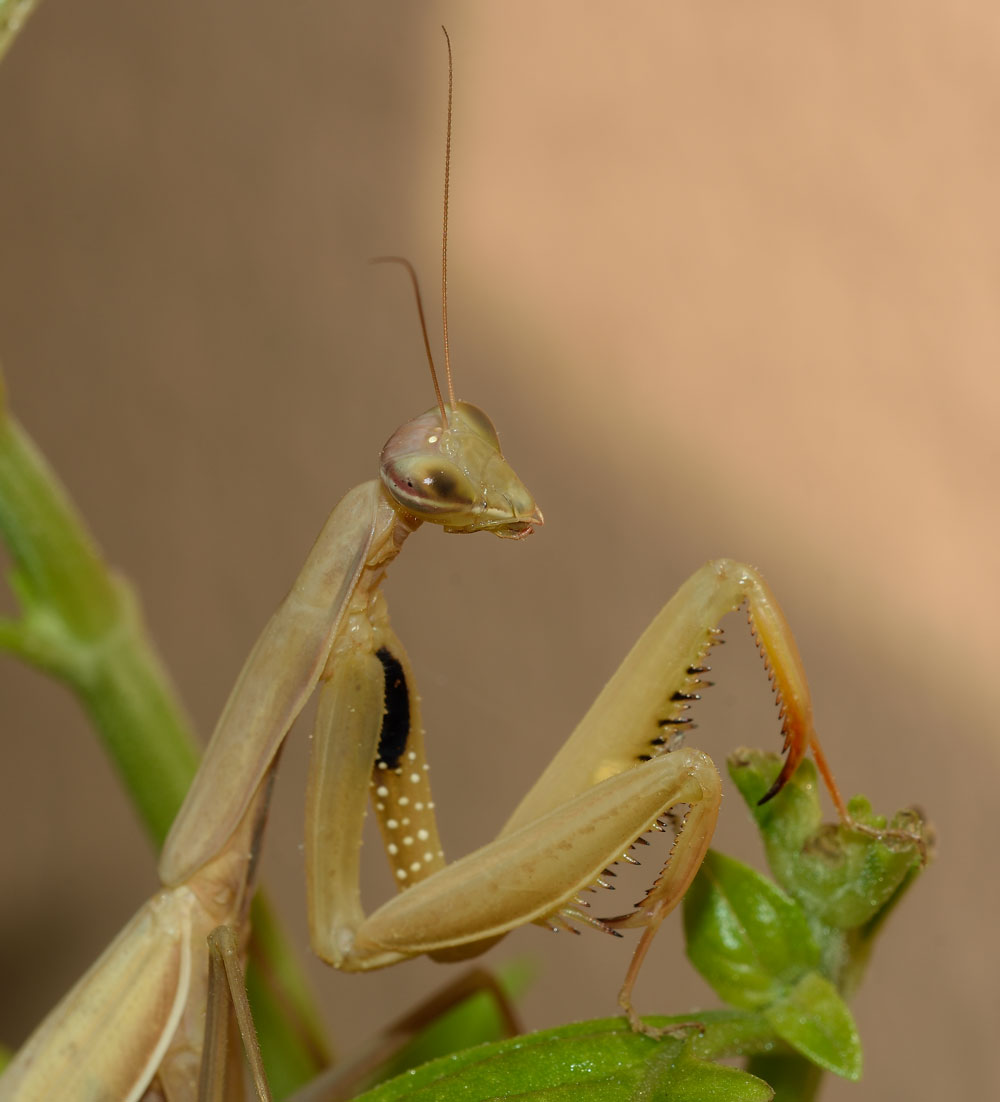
0,27,917,1102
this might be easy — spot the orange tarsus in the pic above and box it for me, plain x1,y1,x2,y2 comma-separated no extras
756,713,847,818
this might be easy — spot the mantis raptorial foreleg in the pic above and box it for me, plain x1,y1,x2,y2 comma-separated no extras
200,928,271,1102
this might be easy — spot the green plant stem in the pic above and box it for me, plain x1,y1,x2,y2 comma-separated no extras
0,375,328,1093
745,1053,823,1102
0,0,41,64
0,391,200,838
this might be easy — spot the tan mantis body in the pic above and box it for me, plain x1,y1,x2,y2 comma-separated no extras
1,767,274,1099
0,29,876,1102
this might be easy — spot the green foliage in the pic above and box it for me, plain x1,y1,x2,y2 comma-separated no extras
729,749,925,931
354,1014,775,1102
684,850,821,1009
763,973,859,1080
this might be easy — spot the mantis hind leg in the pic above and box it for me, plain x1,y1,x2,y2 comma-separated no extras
198,926,271,1102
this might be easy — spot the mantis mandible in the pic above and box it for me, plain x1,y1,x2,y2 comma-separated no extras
0,27,908,1101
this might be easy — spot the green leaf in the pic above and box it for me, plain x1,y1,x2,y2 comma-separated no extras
354,1016,775,1102
683,850,819,1009
763,972,861,1080
637,1047,774,1101
728,751,926,930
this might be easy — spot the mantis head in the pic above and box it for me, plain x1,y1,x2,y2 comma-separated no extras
380,402,542,539
376,29,541,540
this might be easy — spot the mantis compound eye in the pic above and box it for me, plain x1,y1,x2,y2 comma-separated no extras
381,455,478,519
453,402,501,450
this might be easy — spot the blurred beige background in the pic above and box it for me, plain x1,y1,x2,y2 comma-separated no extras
1,2,997,1098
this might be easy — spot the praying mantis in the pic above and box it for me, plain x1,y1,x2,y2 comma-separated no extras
0,27,923,1102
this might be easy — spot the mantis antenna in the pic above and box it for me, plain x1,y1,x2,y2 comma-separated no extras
372,25,458,426
439,24,457,415
370,256,447,421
